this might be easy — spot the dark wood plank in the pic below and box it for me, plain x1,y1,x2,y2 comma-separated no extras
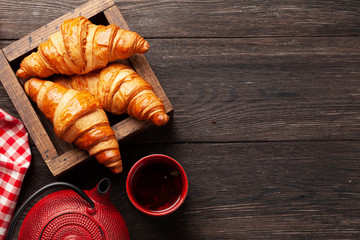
124,141,360,239
0,2,175,177
3,0,115,61
103,4,129,30
1,0,358,239
13,141,360,239
2,36,360,144
49,119,152,177
1,0,359,39
104,5,174,113
128,36,360,143
0,40,12,49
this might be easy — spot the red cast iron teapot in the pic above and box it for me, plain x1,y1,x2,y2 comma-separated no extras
6,178,129,240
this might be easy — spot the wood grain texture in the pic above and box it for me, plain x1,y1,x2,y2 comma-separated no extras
1,0,360,239
12,141,360,239
104,5,174,113
130,36,360,143
49,118,152,177
0,0,359,40
123,142,360,239
2,0,115,61
1,2,174,177
0,40,13,49
0,39,76,155
0,50,59,161
2,36,360,144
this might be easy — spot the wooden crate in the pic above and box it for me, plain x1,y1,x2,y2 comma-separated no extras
0,0,173,177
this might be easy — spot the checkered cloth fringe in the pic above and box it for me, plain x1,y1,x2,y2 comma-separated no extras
0,109,31,239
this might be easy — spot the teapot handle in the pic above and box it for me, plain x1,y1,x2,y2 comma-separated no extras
6,181,95,240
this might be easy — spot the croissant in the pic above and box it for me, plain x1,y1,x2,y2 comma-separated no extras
17,16,149,79
54,63,169,126
24,78,123,173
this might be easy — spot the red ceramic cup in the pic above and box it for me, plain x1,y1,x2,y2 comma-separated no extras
126,154,188,216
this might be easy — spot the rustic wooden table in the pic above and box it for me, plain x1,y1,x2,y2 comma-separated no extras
1,0,360,239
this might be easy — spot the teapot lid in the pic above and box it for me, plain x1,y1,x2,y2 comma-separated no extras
7,179,129,240
19,189,107,239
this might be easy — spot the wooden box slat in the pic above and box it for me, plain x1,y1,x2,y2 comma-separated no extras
2,0,115,62
0,0,174,177
0,50,59,161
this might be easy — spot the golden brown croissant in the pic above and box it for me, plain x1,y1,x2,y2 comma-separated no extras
17,16,149,79
54,63,169,127
24,78,123,173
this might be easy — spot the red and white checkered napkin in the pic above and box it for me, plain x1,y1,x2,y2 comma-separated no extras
0,109,31,239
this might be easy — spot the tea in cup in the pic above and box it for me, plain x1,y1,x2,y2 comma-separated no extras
126,154,188,216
